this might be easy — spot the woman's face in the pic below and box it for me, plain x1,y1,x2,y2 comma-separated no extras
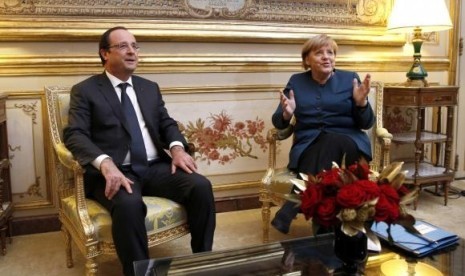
304,44,336,76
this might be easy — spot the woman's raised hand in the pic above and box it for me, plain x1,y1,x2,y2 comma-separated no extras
281,89,296,121
353,74,371,107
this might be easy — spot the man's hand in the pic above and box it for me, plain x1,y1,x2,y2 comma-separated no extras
170,145,197,174
100,158,134,200
353,73,371,107
280,89,296,121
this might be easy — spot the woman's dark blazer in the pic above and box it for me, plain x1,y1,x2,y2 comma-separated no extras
272,69,375,170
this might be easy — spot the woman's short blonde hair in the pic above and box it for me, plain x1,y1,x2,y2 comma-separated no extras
301,34,338,70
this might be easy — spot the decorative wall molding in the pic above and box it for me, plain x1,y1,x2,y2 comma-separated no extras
1,0,390,25
0,0,404,45
0,18,404,45
0,54,450,76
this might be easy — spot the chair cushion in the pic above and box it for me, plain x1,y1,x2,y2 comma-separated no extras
61,196,187,242
268,167,297,194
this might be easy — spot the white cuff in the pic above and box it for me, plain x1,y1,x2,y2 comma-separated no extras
92,154,111,171
169,141,184,149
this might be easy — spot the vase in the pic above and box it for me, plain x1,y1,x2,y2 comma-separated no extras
333,225,368,275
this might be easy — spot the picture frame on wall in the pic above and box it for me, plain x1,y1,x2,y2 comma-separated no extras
0,0,404,46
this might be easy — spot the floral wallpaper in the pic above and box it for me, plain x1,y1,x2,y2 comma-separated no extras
178,111,267,165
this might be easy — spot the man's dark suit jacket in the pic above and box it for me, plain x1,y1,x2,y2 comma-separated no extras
63,72,188,171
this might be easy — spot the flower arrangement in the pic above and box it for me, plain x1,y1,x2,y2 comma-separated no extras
286,160,418,239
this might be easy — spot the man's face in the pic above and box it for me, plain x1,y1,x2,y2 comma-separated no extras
101,29,139,80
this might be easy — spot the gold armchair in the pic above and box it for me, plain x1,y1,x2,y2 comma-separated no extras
259,81,393,243
45,86,190,275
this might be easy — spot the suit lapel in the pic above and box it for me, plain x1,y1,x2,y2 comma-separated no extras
97,73,131,134
132,77,156,129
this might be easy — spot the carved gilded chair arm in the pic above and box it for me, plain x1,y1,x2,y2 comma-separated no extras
271,115,296,142
274,125,294,141
266,126,293,145
266,116,296,172
55,143,96,238
55,143,80,170
261,168,274,186
266,126,292,172
376,127,393,140
375,127,392,170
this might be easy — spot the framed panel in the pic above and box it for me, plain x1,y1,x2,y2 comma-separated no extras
0,0,404,45
6,92,54,210
163,85,292,190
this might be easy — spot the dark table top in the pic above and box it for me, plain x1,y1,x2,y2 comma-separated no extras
134,233,464,276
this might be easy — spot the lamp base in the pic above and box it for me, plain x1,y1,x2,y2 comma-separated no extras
404,78,429,87
403,29,429,88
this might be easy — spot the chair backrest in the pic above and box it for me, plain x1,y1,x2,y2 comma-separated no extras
45,86,75,200
45,86,72,145
365,81,385,172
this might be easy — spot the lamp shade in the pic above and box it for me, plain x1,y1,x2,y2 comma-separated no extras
387,0,452,33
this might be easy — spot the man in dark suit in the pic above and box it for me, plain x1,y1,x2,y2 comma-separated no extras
63,26,216,276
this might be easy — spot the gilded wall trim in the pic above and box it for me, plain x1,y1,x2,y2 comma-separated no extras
0,54,450,76
448,0,461,85
0,0,403,45
0,18,404,45
163,84,282,94
212,180,260,192
0,0,390,26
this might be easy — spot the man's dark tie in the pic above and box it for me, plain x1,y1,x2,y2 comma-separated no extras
119,83,148,176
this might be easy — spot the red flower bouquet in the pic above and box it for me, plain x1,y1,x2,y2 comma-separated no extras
287,160,418,238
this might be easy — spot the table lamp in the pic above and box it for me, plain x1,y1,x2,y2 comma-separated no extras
387,0,452,86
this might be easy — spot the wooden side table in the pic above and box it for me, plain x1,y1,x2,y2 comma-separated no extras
383,85,459,209
0,93,13,255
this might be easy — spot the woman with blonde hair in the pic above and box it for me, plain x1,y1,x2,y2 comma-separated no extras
271,34,374,234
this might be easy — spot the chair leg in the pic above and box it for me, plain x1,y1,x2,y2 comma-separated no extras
262,201,271,243
443,181,449,206
85,258,98,276
0,225,6,255
61,225,74,268
7,216,12,244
